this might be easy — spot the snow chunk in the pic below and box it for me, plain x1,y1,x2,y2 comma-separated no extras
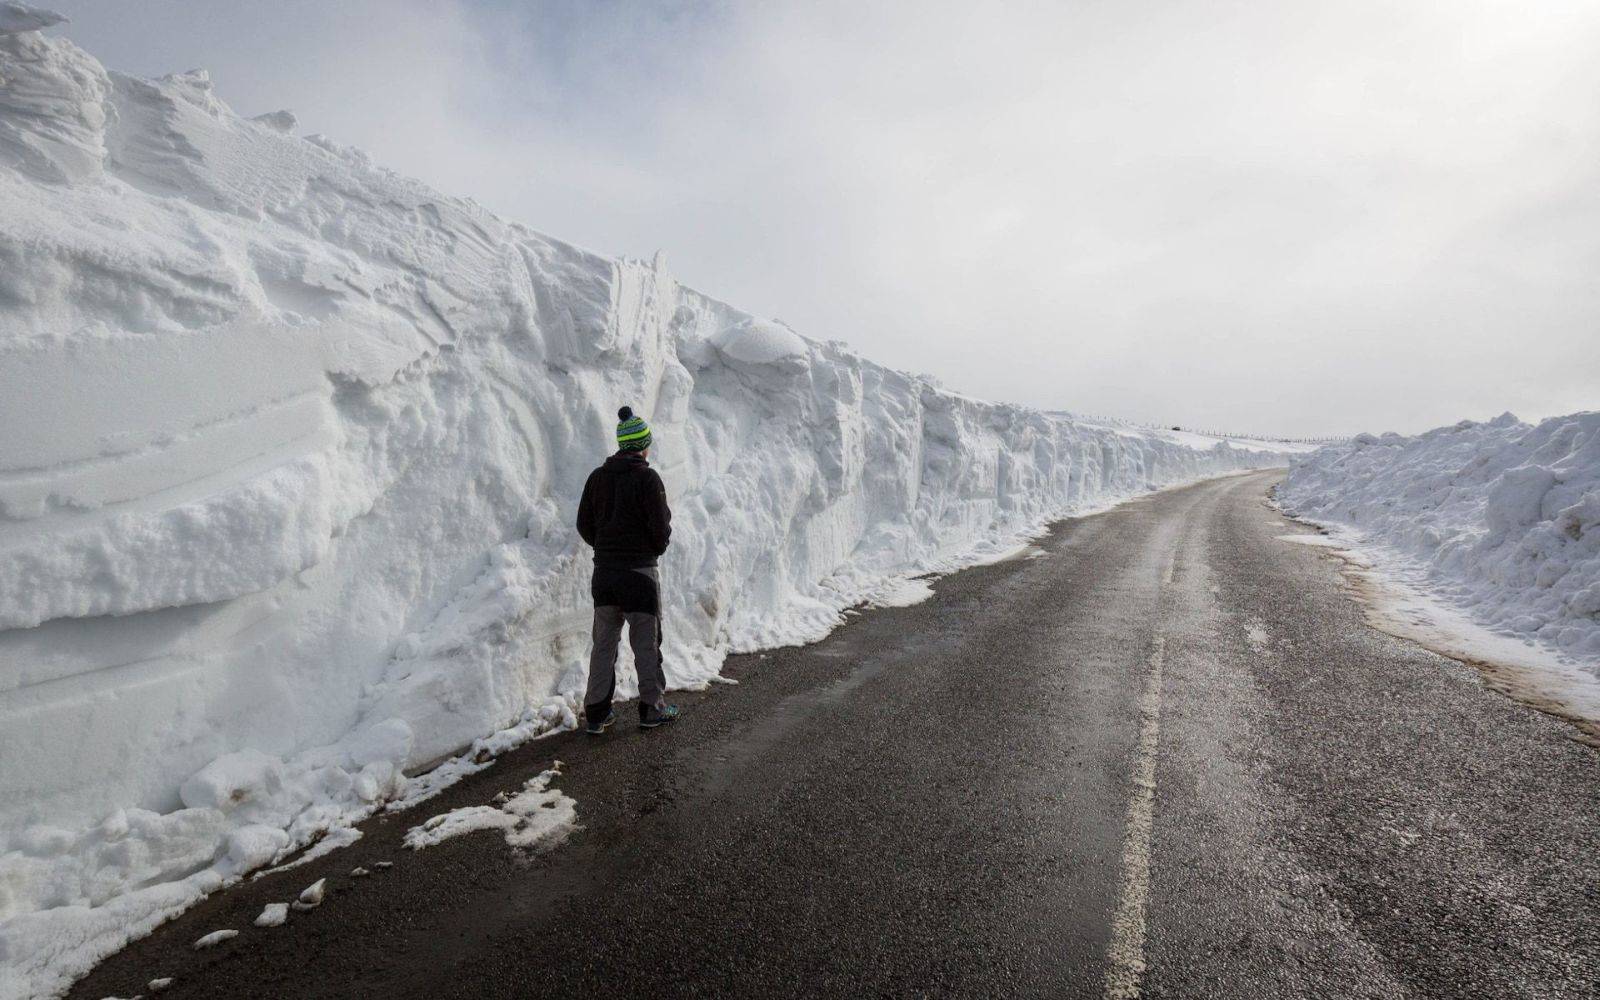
863,576,935,608
179,750,284,816
404,766,575,852
250,108,297,133
224,825,291,873
0,3,65,33
252,902,288,927
345,719,414,770
256,826,362,877
0,15,110,182
1276,532,1340,547
709,318,809,365
192,928,237,950
293,877,325,910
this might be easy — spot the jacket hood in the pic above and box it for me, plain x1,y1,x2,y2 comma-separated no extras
602,451,649,470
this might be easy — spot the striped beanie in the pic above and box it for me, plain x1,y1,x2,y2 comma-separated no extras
616,406,652,452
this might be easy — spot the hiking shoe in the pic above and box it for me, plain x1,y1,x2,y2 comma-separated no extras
638,704,680,729
584,710,615,735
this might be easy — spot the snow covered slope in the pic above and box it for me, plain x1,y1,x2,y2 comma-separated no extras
1280,412,1600,668
0,10,1292,996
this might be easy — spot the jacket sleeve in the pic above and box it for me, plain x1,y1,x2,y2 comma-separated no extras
645,470,672,555
576,472,598,547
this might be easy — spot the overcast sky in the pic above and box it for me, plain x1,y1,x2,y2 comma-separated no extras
47,0,1600,436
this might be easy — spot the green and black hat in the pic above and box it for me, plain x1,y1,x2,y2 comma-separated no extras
616,406,652,452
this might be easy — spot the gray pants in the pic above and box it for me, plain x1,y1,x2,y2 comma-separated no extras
586,566,666,719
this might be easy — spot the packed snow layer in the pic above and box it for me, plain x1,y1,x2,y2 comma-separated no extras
0,13,1294,998
1280,412,1600,669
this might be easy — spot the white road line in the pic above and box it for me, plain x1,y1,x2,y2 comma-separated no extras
1104,630,1167,999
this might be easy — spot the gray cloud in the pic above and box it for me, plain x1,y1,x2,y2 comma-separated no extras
46,0,1600,435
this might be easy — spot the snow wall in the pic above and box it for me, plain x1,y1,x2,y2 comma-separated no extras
0,13,1294,996
1280,412,1600,667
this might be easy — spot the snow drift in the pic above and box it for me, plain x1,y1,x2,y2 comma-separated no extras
0,10,1294,997
1280,412,1600,668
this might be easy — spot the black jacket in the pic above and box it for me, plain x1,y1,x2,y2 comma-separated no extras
576,452,672,568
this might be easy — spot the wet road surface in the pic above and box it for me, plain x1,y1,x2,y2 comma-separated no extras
70,471,1600,999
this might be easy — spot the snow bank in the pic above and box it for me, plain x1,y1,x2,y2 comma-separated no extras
1280,412,1600,668
0,13,1294,997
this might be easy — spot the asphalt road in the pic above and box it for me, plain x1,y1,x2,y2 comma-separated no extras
70,471,1600,999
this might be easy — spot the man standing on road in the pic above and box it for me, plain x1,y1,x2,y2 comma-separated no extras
576,406,680,734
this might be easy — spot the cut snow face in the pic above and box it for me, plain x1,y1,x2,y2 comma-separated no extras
0,11,1299,998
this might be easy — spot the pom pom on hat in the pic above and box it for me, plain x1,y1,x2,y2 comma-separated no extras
616,406,652,452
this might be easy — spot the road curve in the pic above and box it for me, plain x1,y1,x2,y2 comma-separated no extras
69,471,1600,999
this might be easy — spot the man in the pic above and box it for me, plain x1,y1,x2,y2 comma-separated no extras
576,406,681,733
